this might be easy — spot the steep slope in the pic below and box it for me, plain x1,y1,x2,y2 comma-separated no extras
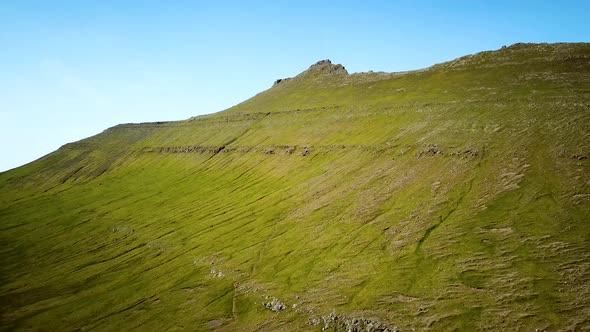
1,43,589,331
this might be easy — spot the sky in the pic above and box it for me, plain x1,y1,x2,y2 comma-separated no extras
1,1,589,172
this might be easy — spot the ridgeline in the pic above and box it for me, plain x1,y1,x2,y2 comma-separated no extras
1,43,589,331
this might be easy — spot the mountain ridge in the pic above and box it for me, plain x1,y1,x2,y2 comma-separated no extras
1,42,589,331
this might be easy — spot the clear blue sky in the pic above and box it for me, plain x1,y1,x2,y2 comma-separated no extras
1,1,589,171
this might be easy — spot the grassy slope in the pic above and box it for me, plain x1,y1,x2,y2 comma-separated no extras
1,43,589,331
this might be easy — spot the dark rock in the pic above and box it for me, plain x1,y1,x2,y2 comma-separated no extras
462,148,479,157
273,77,292,86
313,59,332,67
301,146,310,156
307,59,349,75
572,154,586,160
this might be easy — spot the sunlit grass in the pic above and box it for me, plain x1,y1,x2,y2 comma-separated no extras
1,43,589,331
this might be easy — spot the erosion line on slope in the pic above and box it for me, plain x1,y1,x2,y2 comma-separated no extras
197,285,235,312
414,177,475,255
60,165,86,184
186,96,575,123
220,112,271,152
250,212,289,276
75,243,147,269
232,281,239,320
88,298,149,329
198,112,270,165
414,149,486,255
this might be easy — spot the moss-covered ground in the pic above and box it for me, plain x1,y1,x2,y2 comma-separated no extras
1,43,589,331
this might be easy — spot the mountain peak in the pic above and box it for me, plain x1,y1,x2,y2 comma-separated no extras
305,59,348,75
273,59,348,86
309,59,333,68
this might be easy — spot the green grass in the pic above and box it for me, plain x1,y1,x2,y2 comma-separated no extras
1,42,590,331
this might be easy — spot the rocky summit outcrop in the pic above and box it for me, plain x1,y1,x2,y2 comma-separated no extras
303,59,348,76
273,59,348,86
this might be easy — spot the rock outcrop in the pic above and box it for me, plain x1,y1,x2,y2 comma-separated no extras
273,59,349,87
306,59,348,75
273,77,292,86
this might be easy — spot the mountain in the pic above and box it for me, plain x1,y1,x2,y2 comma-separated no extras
1,43,589,331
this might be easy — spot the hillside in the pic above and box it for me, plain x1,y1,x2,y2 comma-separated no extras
1,42,589,331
